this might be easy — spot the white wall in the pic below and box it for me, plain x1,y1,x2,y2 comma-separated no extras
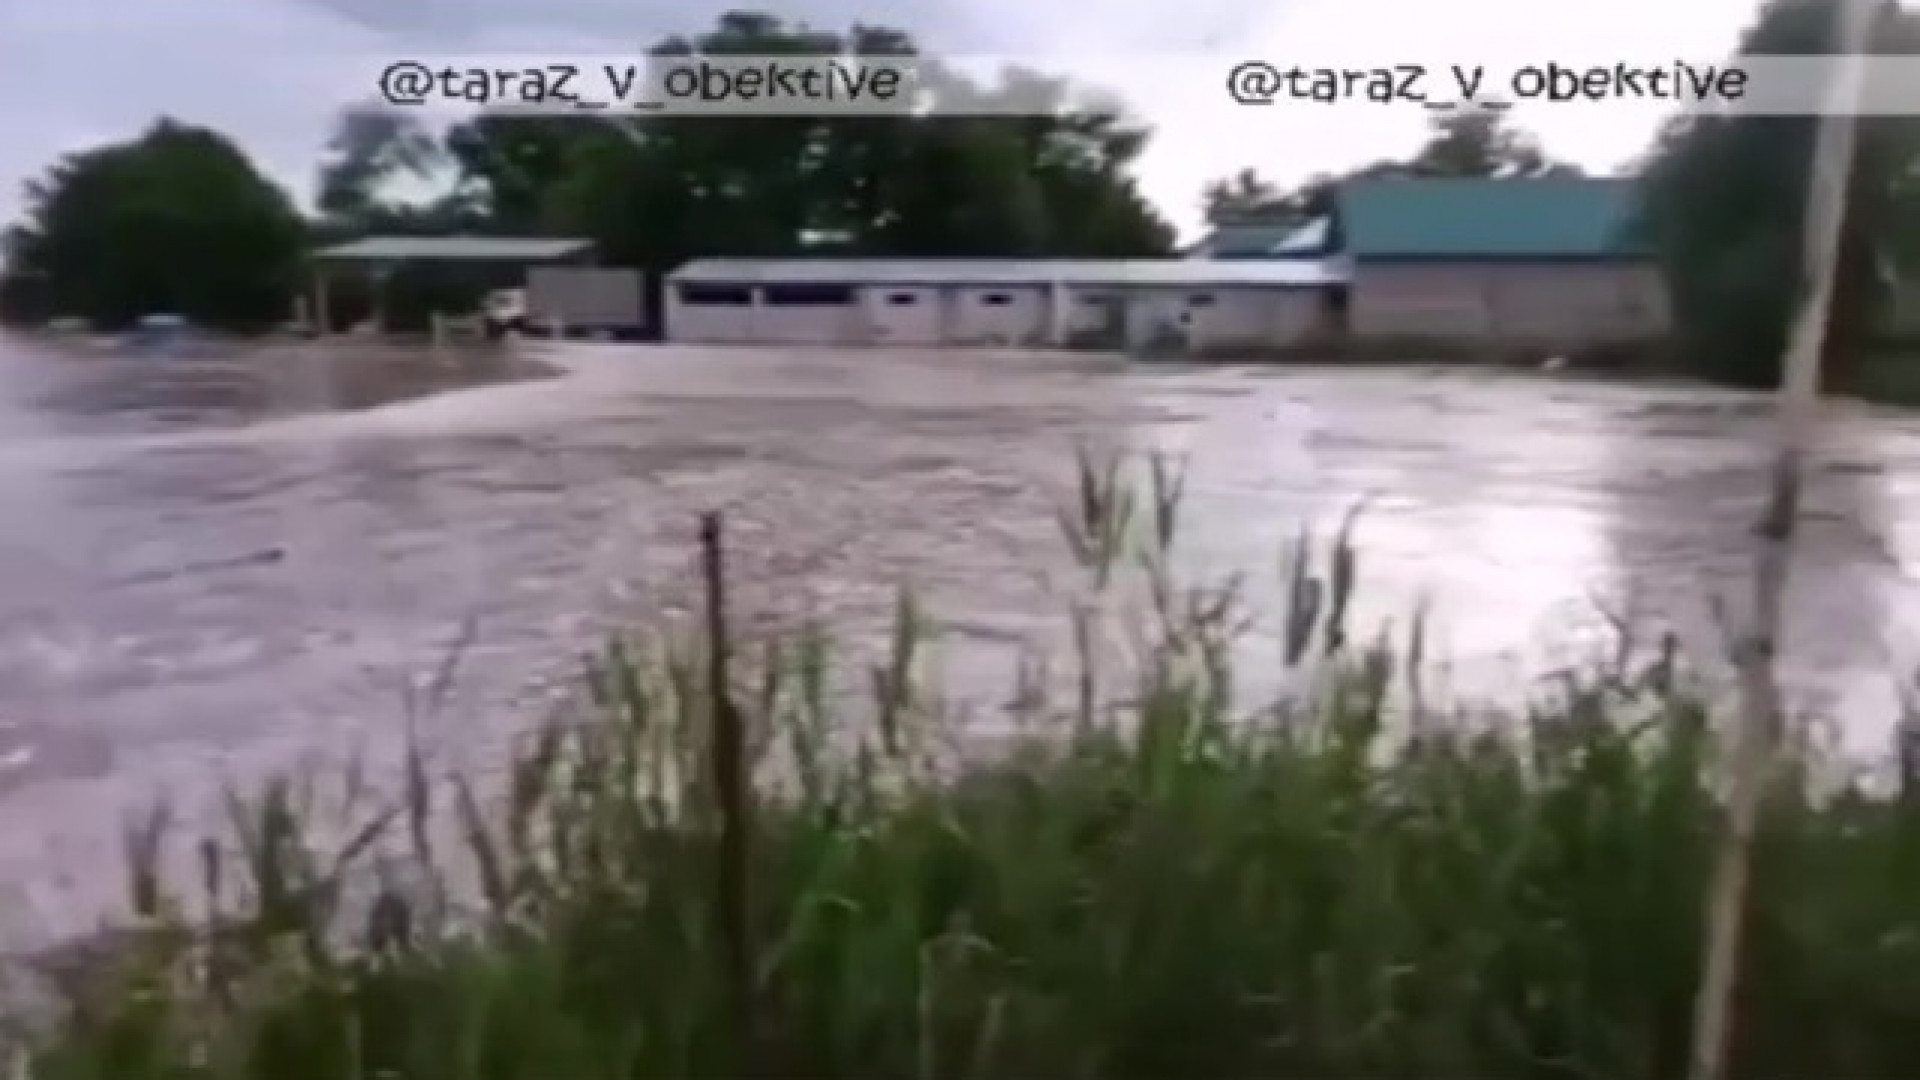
1122,290,1191,350
664,286,755,343
665,285,863,344
1186,287,1327,350
861,286,945,345
526,267,645,331
947,285,1049,346
1065,290,1123,343
663,274,1336,350
1351,261,1668,345
1110,286,1329,352
749,299,863,344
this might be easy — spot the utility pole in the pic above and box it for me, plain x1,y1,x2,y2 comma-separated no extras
1687,3,1876,1079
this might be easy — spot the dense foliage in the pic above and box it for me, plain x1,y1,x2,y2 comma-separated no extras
3,12,1173,334
1636,0,1920,390
0,120,307,331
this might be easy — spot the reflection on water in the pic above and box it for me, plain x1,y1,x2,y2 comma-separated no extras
3,330,1920,942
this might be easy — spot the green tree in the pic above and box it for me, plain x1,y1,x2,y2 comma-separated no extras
312,105,486,242
1408,105,1577,178
1,118,307,330
1199,108,1575,237
1637,0,1920,388
316,105,444,222
444,10,1173,274
1202,169,1285,223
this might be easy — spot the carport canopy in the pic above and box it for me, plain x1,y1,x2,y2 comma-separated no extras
306,235,595,333
311,236,594,266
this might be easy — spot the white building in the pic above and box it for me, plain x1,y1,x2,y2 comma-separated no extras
662,258,1344,352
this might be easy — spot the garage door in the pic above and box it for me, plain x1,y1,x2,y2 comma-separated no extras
950,287,1047,345
865,287,943,345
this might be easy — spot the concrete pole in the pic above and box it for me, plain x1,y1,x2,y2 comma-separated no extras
1046,279,1069,346
1687,5,1874,1080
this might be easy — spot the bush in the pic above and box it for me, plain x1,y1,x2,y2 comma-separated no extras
19,453,1920,1079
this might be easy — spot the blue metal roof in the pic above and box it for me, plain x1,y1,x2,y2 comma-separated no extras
1336,178,1646,260
313,236,593,262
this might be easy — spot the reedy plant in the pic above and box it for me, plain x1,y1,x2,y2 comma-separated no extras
15,449,1920,1080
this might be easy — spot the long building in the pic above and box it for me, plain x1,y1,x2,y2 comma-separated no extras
662,258,1344,351
1333,177,1668,348
660,179,1671,355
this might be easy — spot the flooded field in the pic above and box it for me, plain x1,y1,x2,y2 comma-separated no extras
3,331,1920,942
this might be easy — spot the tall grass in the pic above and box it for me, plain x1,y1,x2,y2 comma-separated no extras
17,451,1920,1079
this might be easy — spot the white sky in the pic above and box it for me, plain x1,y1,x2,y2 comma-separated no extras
0,0,1762,243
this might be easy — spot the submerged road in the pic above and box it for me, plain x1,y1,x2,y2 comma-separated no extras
2,333,1919,941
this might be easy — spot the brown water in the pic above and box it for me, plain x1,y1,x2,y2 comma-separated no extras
3,330,1919,942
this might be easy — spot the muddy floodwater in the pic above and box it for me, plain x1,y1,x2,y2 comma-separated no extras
3,331,1920,942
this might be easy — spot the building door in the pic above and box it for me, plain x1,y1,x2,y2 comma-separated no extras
865,286,943,345
950,286,1047,345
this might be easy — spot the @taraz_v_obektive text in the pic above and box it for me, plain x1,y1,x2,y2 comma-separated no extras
376,56,911,113
1224,60,1750,108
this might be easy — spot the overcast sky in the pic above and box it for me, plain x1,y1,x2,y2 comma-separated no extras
0,0,1759,242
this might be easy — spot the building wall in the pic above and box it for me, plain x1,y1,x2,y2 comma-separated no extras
666,284,865,344
664,285,756,343
663,276,1335,350
1119,286,1330,352
754,298,864,344
1185,286,1328,349
526,267,646,331
946,285,1050,346
1349,260,1668,346
860,286,945,344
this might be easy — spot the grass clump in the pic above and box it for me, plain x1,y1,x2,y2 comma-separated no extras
18,451,1920,1079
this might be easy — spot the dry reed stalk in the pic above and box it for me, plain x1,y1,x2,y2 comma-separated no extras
1686,10,1876,1080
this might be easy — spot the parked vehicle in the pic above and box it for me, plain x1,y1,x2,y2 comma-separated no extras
482,288,528,337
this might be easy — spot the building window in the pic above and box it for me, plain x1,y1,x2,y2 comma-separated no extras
763,283,855,305
886,292,919,305
981,292,1013,306
678,284,753,306
1188,293,1216,307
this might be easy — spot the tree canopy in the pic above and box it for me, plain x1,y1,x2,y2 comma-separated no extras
1200,105,1582,226
346,12,1173,273
2,119,307,331
1636,0,1920,388
2,11,1175,330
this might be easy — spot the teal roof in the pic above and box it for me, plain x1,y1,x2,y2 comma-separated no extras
1336,178,1646,260
313,236,592,262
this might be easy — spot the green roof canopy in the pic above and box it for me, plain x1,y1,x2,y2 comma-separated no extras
1336,177,1647,260
312,236,593,262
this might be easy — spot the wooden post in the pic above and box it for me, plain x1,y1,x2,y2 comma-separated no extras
698,512,756,1074
312,272,332,337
